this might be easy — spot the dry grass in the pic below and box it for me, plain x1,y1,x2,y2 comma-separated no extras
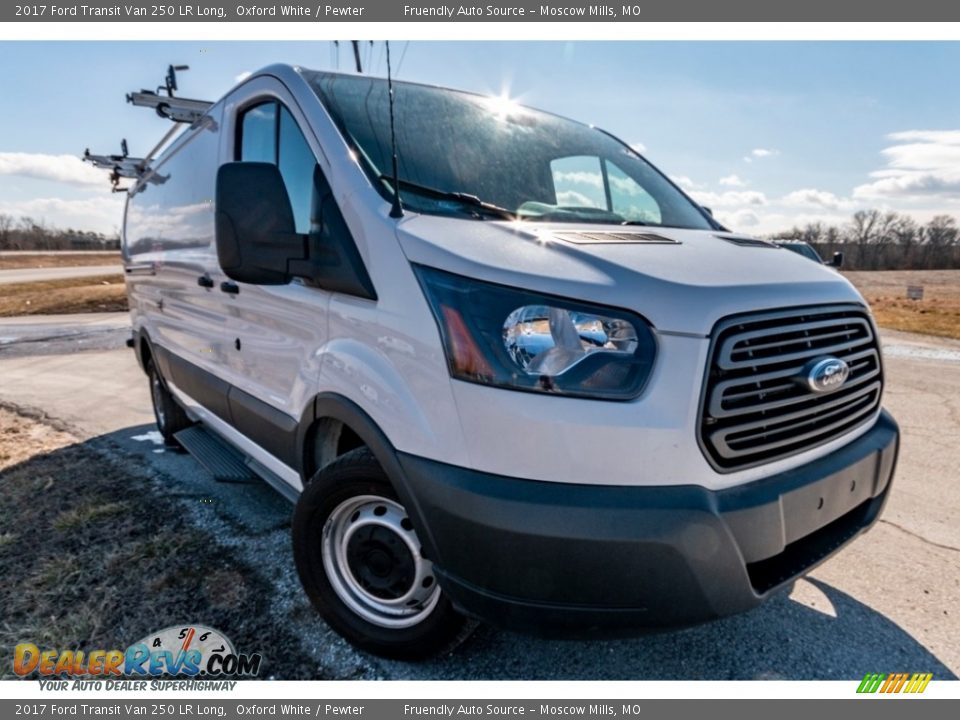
844,270,960,340
0,275,128,316
0,253,121,270
0,405,320,679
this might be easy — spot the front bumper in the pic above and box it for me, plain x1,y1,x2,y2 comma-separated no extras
396,409,899,637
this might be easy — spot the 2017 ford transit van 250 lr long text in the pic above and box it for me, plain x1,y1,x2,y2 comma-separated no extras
121,65,899,660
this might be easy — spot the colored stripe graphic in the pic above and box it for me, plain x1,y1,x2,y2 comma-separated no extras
891,673,909,693
857,672,932,693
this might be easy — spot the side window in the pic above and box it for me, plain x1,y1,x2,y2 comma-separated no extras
607,162,662,224
278,107,316,235
550,156,606,209
550,155,663,223
239,102,276,164
237,101,315,234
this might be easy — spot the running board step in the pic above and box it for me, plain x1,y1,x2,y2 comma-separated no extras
174,425,256,483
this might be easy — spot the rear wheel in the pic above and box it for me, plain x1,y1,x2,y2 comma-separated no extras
292,447,470,660
147,358,192,444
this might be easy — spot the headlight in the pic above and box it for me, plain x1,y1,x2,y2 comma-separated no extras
415,266,657,400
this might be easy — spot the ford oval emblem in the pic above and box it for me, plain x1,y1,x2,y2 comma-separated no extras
805,357,850,394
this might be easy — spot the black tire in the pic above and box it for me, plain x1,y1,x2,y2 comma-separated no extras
147,358,192,444
292,447,470,660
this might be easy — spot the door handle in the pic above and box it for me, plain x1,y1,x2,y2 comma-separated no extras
220,281,240,295
197,275,214,288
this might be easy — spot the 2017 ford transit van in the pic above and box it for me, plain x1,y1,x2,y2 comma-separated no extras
122,65,899,659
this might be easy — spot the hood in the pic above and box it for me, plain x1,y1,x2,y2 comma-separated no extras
395,215,864,337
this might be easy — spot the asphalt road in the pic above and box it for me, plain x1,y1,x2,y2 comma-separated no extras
0,312,131,357
0,314,957,680
0,265,122,284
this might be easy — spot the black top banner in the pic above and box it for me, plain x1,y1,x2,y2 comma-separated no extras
5,0,959,22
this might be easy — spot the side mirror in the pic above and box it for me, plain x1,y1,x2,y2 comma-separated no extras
702,206,714,217
828,251,844,269
215,162,306,285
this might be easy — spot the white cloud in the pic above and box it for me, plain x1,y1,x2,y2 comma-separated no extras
719,209,761,228
553,170,603,188
853,129,960,200
782,188,852,211
690,189,767,208
0,152,110,188
0,195,125,235
751,148,779,158
886,129,960,146
719,174,746,187
235,71,252,83
670,175,698,190
555,190,601,208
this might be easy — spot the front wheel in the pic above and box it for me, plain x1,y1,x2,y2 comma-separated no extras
292,447,470,660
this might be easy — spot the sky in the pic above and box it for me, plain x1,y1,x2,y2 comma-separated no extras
0,41,958,236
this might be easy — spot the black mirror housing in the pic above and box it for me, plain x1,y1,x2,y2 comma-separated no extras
215,162,305,285
829,251,844,269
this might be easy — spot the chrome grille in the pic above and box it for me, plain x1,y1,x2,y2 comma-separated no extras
700,305,883,471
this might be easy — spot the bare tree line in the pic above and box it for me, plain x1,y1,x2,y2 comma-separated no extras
0,214,119,251
769,210,960,270
1,209,959,269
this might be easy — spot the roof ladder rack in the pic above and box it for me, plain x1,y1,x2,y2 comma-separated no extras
83,65,212,192
126,64,212,124
83,120,183,192
83,139,147,192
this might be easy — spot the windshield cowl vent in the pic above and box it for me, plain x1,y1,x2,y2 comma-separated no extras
715,234,779,248
550,231,681,245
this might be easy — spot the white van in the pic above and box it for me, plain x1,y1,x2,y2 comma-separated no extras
123,65,899,660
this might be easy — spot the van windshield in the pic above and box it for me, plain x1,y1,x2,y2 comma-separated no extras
306,71,714,229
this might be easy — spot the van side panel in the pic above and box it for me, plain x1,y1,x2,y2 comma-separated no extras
124,109,229,401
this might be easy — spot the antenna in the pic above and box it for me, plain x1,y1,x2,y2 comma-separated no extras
351,41,363,73
386,41,403,219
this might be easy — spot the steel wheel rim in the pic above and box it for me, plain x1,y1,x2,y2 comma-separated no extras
322,494,440,629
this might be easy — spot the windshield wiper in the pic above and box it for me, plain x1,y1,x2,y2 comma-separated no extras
380,175,518,221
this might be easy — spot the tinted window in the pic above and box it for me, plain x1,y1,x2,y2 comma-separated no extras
278,107,316,235
608,161,662,224
238,101,316,234
551,156,606,209
239,102,276,163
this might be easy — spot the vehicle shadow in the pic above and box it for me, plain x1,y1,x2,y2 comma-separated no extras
411,577,957,680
